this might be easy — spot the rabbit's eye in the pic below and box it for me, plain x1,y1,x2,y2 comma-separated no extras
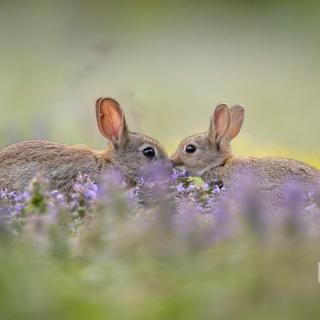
185,144,196,154
142,146,156,158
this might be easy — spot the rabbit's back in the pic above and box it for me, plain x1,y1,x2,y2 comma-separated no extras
0,140,109,194
205,157,320,212
207,157,320,187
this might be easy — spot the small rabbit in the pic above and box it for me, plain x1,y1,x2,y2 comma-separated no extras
0,97,168,194
171,103,320,207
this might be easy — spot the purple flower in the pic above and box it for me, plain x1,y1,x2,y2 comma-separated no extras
212,185,221,194
202,183,210,192
140,160,172,184
14,204,25,213
176,183,186,193
171,168,189,181
281,181,308,235
69,173,99,214
186,184,196,193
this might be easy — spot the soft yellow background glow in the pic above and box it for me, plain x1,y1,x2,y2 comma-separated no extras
0,1,319,166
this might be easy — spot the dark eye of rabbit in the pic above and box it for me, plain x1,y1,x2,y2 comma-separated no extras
185,144,196,154
142,146,156,158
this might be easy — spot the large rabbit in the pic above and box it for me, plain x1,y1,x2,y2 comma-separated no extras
0,97,168,194
171,103,320,207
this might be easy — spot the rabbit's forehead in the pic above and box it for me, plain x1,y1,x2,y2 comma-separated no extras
179,133,208,148
128,133,166,154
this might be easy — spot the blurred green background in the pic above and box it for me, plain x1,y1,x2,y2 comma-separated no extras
1,0,320,165
1,3,320,318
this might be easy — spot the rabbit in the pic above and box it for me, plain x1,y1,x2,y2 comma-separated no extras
0,97,168,194
171,103,320,209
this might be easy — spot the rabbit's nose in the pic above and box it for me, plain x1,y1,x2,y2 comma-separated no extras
171,153,184,167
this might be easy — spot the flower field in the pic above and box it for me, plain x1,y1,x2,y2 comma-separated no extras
1,165,320,319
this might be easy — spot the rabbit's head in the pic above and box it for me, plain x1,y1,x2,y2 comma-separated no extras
96,97,169,182
171,103,245,176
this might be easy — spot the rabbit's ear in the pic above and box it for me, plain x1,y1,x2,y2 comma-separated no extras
209,103,231,145
96,97,128,146
228,105,245,140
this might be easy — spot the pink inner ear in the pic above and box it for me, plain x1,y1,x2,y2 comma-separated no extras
214,104,230,141
98,98,123,141
228,106,245,140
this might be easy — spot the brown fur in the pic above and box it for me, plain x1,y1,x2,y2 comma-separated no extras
0,140,109,194
204,157,320,190
0,98,168,194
